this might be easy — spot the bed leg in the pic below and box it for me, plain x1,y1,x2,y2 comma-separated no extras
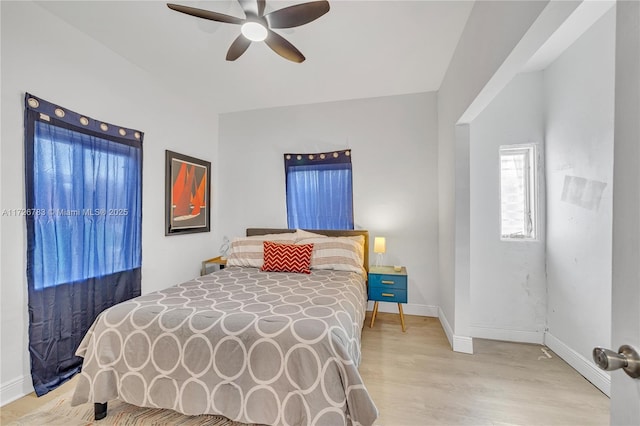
94,402,108,420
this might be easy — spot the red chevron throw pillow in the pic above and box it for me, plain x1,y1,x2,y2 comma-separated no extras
261,241,314,274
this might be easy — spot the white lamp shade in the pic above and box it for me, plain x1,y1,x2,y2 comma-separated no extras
374,237,386,254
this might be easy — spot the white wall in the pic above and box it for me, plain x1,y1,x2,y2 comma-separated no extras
469,72,547,343
437,0,552,352
0,1,219,404
218,93,439,316
544,8,615,392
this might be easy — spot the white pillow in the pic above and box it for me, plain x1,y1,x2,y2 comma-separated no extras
295,235,365,275
294,229,328,241
226,233,295,268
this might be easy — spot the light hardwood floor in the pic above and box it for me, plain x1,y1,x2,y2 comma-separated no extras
1,313,608,425
360,313,608,425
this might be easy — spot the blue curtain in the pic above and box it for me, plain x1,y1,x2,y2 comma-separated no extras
285,150,354,230
24,94,143,396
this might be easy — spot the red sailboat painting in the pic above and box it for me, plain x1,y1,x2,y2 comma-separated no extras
166,150,210,235
171,160,207,223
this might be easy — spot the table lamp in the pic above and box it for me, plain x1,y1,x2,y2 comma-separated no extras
374,237,386,267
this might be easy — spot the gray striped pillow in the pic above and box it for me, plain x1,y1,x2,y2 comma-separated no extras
227,233,295,268
295,235,365,275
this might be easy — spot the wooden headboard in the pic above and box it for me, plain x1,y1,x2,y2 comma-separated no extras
246,228,370,273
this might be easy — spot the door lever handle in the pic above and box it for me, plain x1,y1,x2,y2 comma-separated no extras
593,345,640,378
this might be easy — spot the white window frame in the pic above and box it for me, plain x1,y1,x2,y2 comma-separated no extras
499,143,538,241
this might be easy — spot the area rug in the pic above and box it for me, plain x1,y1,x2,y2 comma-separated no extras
8,391,252,426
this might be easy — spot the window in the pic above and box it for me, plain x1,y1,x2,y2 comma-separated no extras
31,123,141,289
284,150,354,230
499,144,537,240
24,93,143,395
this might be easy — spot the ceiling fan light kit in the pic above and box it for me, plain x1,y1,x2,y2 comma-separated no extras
241,21,268,42
167,0,330,63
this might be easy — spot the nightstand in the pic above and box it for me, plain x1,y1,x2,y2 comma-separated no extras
368,266,407,332
201,256,227,276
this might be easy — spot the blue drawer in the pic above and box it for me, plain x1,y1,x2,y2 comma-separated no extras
368,273,407,291
368,286,407,303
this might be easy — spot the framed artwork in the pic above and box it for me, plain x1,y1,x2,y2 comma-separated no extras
165,150,211,235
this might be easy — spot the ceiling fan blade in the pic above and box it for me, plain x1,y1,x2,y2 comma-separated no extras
265,0,330,29
237,0,266,17
167,3,244,25
264,30,305,63
226,34,252,61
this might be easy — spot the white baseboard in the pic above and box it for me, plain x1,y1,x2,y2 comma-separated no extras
437,307,474,354
470,325,544,344
453,335,474,354
0,375,32,407
544,332,610,396
367,301,438,317
438,306,455,347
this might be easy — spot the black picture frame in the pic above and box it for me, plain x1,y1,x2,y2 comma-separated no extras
165,150,211,235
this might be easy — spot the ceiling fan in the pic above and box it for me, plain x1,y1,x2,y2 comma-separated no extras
167,0,330,63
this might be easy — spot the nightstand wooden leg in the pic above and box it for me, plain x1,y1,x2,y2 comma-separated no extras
370,301,379,328
398,303,406,332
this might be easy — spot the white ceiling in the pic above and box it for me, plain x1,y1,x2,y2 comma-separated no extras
36,0,474,113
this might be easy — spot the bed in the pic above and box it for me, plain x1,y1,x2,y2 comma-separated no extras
71,228,378,425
